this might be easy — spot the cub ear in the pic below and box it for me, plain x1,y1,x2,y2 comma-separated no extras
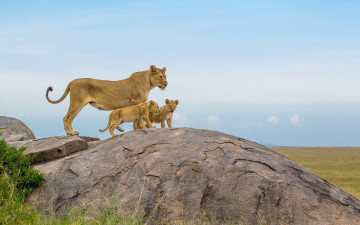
150,65,158,73
175,100,179,105
165,99,170,104
149,100,155,105
161,67,166,73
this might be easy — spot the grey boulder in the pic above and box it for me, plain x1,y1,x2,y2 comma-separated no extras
0,116,36,142
27,128,360,224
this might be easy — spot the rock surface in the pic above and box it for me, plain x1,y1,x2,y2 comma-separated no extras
27,128,360,224
9,136,100,164
0,116,36,141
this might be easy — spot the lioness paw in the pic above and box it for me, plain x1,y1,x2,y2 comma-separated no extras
68,131,79,135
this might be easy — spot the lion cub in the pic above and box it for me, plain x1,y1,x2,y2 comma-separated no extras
149,99,179,128
99,101,159,137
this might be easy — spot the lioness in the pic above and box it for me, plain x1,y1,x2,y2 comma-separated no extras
99,101,159,137
134,99,179,129
46,65,167,135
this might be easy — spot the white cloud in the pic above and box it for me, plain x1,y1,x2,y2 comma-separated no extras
207,115,222,126
290,115,304,127
172,113,187,126
0,45,47,55
267,116,279,124
14,113,25,118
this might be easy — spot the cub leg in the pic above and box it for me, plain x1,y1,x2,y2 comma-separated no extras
166,118,172,128
109,119,122,137
138,119,146,129
132,120,138,130
142,115,156,128
116,126,124,132
161,120,166,128
133,118,145,130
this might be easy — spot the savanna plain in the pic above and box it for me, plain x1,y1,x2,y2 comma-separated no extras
271,147,360,200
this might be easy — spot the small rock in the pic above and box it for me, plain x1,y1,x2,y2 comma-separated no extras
9,136,93,163
0,116,35,141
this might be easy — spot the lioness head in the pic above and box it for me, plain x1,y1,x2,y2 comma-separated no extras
150,65,168,90
148,100,160,114
165,99,179,113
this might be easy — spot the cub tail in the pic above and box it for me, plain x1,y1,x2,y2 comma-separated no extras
99,116,112,132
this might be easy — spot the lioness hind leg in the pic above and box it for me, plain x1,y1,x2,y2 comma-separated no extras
64,100,88,135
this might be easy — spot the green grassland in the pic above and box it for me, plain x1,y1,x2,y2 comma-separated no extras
271,147,360,200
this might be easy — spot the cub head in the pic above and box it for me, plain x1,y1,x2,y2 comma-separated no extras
150,65,168,90
165,99,179,113
148,100,160,114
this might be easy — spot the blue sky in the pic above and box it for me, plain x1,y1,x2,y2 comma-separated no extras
1,1,360,146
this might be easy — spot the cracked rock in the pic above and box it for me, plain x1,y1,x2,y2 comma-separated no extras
26,128,360,224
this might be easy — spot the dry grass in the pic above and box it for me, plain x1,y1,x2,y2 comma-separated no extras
271,147,360,200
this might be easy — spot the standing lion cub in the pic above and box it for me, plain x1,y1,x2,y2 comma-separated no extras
134,99,179,129
99,100,159,137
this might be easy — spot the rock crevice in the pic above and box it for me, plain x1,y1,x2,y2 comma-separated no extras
23,128,360,225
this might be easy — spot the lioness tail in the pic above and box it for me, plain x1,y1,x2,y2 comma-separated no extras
46,85,70,104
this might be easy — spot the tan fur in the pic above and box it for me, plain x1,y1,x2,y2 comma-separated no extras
99,101,160,137
134,99,179,129
46,65,167,135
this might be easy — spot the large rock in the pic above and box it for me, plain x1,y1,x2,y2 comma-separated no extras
9,136,100,164
27,128,360,224
0,116,36,142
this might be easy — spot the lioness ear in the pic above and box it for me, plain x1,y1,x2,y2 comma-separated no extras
161,67,166,73
175,100,179,105
150,100,155,105
150,65,158,73
165,99,170,104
